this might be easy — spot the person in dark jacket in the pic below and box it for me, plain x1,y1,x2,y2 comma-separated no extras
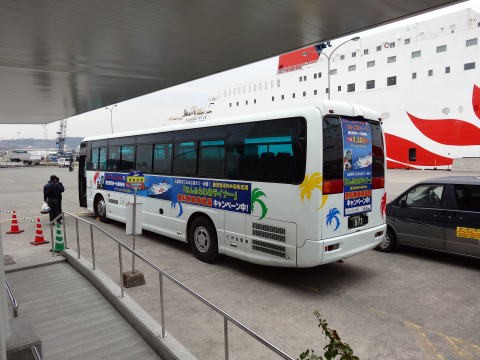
43,175,65,223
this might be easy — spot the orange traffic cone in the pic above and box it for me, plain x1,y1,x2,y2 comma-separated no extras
6,211,24,234
30,218,49,246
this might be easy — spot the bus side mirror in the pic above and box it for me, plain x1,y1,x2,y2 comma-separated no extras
399,199,406,208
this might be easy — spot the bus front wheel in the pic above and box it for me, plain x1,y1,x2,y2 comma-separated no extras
189,216,218,263
94,195,108,223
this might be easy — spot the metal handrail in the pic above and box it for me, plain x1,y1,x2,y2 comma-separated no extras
31,345,42,360
5,279,18,317
58,211,294,360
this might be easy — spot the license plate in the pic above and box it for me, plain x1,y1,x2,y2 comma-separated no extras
348,214,368,229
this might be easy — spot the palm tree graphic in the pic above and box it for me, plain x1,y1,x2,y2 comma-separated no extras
299,172,328,209
380,193,387,219
251,188,268,220
326,208,341,231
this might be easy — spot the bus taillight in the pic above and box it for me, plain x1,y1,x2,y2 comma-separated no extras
323,179,343,194
372,176,384,189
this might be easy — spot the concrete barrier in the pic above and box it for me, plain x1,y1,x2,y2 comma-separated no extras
452,157,480,172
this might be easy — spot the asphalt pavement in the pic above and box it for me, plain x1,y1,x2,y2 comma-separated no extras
1,167,479,360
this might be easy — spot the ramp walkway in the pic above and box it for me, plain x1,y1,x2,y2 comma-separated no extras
6,262,161,360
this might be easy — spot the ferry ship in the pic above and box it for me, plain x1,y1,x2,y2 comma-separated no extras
174,7,480,169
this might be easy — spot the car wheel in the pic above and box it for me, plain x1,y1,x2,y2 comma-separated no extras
376,227,396,252
94,195,108,223
189,216,218,263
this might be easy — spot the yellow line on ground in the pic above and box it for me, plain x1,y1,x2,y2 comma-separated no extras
370,308,480,359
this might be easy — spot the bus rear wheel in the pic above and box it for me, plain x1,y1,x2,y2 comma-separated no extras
189,216,218,263
94,195,108,223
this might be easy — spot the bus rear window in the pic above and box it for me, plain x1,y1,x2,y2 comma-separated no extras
323,116,384,194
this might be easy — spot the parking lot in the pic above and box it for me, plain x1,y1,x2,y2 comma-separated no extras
2,167,480,360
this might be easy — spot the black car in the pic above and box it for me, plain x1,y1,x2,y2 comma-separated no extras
376,176,480,258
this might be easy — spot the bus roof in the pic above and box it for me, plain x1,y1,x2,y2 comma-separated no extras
82,100,381,142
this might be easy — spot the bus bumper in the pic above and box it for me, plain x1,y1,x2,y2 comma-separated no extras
297,224,386,267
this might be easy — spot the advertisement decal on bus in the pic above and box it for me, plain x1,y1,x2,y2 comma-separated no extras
99,172,252,216
341,118,373,216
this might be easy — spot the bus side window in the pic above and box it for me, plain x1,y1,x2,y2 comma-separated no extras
174,142,197,176
136,144,153,173
107,146,120,171
198,140,225,178
153,143,172,175
98,147,108,171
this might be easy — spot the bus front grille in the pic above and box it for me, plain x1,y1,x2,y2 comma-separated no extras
252,223,286,242
252,240,286,258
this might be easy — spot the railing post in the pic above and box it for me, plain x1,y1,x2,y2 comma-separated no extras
159,273,166,338
224,317,229,360
90,224,96,270
50,223,55,257
75,218,80,259
62,212,68,248
118,244,125,298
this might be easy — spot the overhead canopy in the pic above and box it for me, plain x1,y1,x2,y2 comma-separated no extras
0,0,461,124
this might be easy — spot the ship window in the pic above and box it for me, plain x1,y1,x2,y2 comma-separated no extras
387,76,397,86
366,80,375,89
281,95,285,100
389,42,396,48
318,72,322,78
337,85,342,92
326,88,329,94
272,96,275,101
436,45,447,53
466,38,478,46
236,102,239,106
351,52,356,57
464,62,476,70
265,82,268,90
411,50,421,59
292,93,296,98
299,76,302,82
259,83,262,91
246,100,248,105
348,65,356,71
347,83,355,92
330,69,337,75
314,89,318,95
254,84,256,92
229,103,232,107
409,148,417,162
229,89,231,96
445,66,450,73
224,90,227,97
254,99,257,104
364,49,369,55
314,73,317,79
303,76,307,81
387,56,396,63
376,45,382,51
233,88,236,96
340,55,345,60
428,69,433,76
303,91,306,97
412,72,417,79
404,38,411,45
367,60,375,68
271,80,274,88
277,79,281,87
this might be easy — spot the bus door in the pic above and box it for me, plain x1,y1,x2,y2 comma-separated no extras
78,142,87,207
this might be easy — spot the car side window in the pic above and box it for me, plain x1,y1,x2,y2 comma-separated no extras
404,184,444,208
454,184,480,212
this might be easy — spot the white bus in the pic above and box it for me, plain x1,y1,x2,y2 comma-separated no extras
78,101,386,267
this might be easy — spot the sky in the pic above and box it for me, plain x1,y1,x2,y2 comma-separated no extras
0,0,477,140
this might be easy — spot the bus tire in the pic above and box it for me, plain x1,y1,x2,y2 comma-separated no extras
189,216,218,263
376,227,396,252
94,195,108,223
